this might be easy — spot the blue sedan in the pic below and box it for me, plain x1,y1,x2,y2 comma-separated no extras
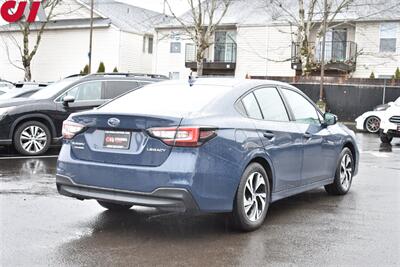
56,78,359,231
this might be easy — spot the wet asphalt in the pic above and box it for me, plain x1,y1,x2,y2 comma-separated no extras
0,133,399,266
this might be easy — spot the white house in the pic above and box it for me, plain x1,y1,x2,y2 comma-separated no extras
0,0,168,82
153,0,400,79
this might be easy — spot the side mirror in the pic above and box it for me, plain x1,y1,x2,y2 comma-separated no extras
62,95,75,107
324,112,337,126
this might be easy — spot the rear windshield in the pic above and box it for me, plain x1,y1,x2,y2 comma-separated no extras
99,83,231,116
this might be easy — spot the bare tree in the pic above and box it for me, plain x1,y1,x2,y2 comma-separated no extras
165,0,232,76
2,0,62,81
267,0,356,75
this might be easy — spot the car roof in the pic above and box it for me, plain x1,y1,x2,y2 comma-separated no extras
150,78,300,93
69,73,169,82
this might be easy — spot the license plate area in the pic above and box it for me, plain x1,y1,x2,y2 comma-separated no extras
103,131,131,149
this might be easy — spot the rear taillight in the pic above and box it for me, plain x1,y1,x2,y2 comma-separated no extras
147,127,217,147
62,120,85,139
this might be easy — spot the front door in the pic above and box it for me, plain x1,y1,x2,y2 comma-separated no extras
54,81,105,135
280,88,336,185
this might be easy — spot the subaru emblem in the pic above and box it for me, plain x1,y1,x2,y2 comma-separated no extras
107,118,120,127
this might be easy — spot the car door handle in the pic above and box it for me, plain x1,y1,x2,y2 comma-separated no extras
263,131,275,139
303,132,312,139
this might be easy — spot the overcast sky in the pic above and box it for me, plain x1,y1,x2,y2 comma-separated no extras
118,0,190,15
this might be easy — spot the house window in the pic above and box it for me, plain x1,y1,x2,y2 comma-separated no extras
380,23,397,53
170,42,181,53
142,36,146,53
148,37,153,54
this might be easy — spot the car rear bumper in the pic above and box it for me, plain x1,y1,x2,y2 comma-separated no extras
56,174,199,212
56,142,240,212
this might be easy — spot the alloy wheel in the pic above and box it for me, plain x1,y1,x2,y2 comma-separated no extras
340,154,353,191
243,172,267,222
19,126,48,154
365,116,380,133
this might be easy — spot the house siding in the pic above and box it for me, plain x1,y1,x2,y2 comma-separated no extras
153,29,191,79
353,21,400,78
0,27,120,81
265,25,295,77
118,31,153,73
235,26,268,77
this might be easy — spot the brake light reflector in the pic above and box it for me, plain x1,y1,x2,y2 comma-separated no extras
147,127,216,147
62,120,85,139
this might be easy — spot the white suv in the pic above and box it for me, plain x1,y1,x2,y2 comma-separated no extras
379,101,400,144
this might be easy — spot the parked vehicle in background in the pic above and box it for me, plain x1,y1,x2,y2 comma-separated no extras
355,97,400,133
0,73,167,155
0,87,41,100
0,80,15,90
14,81,50,89
379,101,400,144
0,88,11,96
56,78,359,231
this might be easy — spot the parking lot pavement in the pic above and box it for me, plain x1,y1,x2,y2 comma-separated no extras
0,133,399,266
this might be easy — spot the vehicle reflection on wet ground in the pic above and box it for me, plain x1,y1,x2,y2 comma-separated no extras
0,133,399,266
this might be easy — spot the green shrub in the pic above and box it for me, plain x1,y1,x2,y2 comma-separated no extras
394,67,400,80
81,64,89,75
97,62,105,73
113,67,118,73
369,71,375,79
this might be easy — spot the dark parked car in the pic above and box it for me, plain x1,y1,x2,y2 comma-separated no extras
56,78,359,231
0,73,166,155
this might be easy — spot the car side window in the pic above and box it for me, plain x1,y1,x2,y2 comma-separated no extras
60,81,102,102
104,81,139,99
241,93,263,119
281,88,320,124
253,87,289,121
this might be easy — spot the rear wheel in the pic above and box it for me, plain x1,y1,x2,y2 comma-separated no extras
231,163,270,231
325,148,354,195
13,121,51,156
97,200,133,211
380,132,393,144
365,116,380,133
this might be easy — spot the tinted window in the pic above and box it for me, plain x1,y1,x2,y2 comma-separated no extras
104,81,139,99
60,81,102,101
282,88,320,124
254,88,289,121
242,93,262,119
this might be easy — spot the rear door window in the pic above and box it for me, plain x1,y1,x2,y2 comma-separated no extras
104,81,139,99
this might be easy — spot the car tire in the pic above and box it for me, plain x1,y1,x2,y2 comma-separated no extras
380,132,393,144
364,116,380,133
231,162,270,232
325,148,354,195
97,200,133,211
13,121,51,156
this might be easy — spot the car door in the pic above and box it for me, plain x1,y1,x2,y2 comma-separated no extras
280,87,337,185
56,81,105,112
242,87,303,192
56,80,105,114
